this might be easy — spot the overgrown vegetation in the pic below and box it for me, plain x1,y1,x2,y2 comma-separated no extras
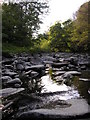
2,1,90,53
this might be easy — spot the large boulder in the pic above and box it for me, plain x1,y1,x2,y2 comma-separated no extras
17,99,90,120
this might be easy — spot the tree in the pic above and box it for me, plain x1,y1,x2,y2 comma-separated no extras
2,0,48,46
71,1,89,52
48,22,70,52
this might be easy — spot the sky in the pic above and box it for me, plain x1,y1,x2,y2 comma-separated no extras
39,0,88,33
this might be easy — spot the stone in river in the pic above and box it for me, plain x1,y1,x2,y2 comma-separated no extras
52,71,66,77
4,71,17,78
2,59,14,65
1,76,12,83
6,78,22,86
17,99,90,120
16,63,25,71
0,88,24,98
64,71,81,76
79,78,90,82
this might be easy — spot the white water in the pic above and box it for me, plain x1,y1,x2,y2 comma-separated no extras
41,75,80,100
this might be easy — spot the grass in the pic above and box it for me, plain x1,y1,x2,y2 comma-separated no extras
2,43,32,53
2,42,51,54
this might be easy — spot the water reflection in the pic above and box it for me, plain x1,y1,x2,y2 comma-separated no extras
40,70,90,104
41,75,71,93
73,70,90,105
41,75,80,100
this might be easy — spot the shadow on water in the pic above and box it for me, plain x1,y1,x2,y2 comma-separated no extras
72,70,90,105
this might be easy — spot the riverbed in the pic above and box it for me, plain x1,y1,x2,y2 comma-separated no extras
1,52,90,120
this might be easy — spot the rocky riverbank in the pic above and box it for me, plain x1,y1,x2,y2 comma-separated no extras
1,52,90,120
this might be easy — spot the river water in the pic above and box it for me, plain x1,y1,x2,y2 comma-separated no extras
40,70,90,105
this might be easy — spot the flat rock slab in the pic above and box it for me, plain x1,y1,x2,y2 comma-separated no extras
18,99,90,120
0,88,24,98
79,78,90,82
52,71,66,77
64,71,81,76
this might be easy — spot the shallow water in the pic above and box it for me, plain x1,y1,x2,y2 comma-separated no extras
41,70,90,104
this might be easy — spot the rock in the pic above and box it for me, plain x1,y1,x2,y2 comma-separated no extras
52,71,66,77
88,89,90,94
43,61,53,65
69,57,78,66
14,84,22,88
1,76,12,83
79,78,90,82
29,65,45,72
22,70,39,78
4,71,18,78
17,99,90,120
63,71,81,77
79,61,90,67
80,65,86,70
2,59,14,65
6,78,22,86
54,76,65,82
68,64,76,69
5,65,14,70
16,63,25,71
52,62,68,68
25,65,31,71
30,71,39,78
42,56,57,62
52,68,62,71
0,88,24,98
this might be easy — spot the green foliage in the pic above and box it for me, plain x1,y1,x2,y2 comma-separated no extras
48,21,71,52
71,1,89,52
2,43,31,53
40,39,50,52
2,1,90,54
2,1,48,47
